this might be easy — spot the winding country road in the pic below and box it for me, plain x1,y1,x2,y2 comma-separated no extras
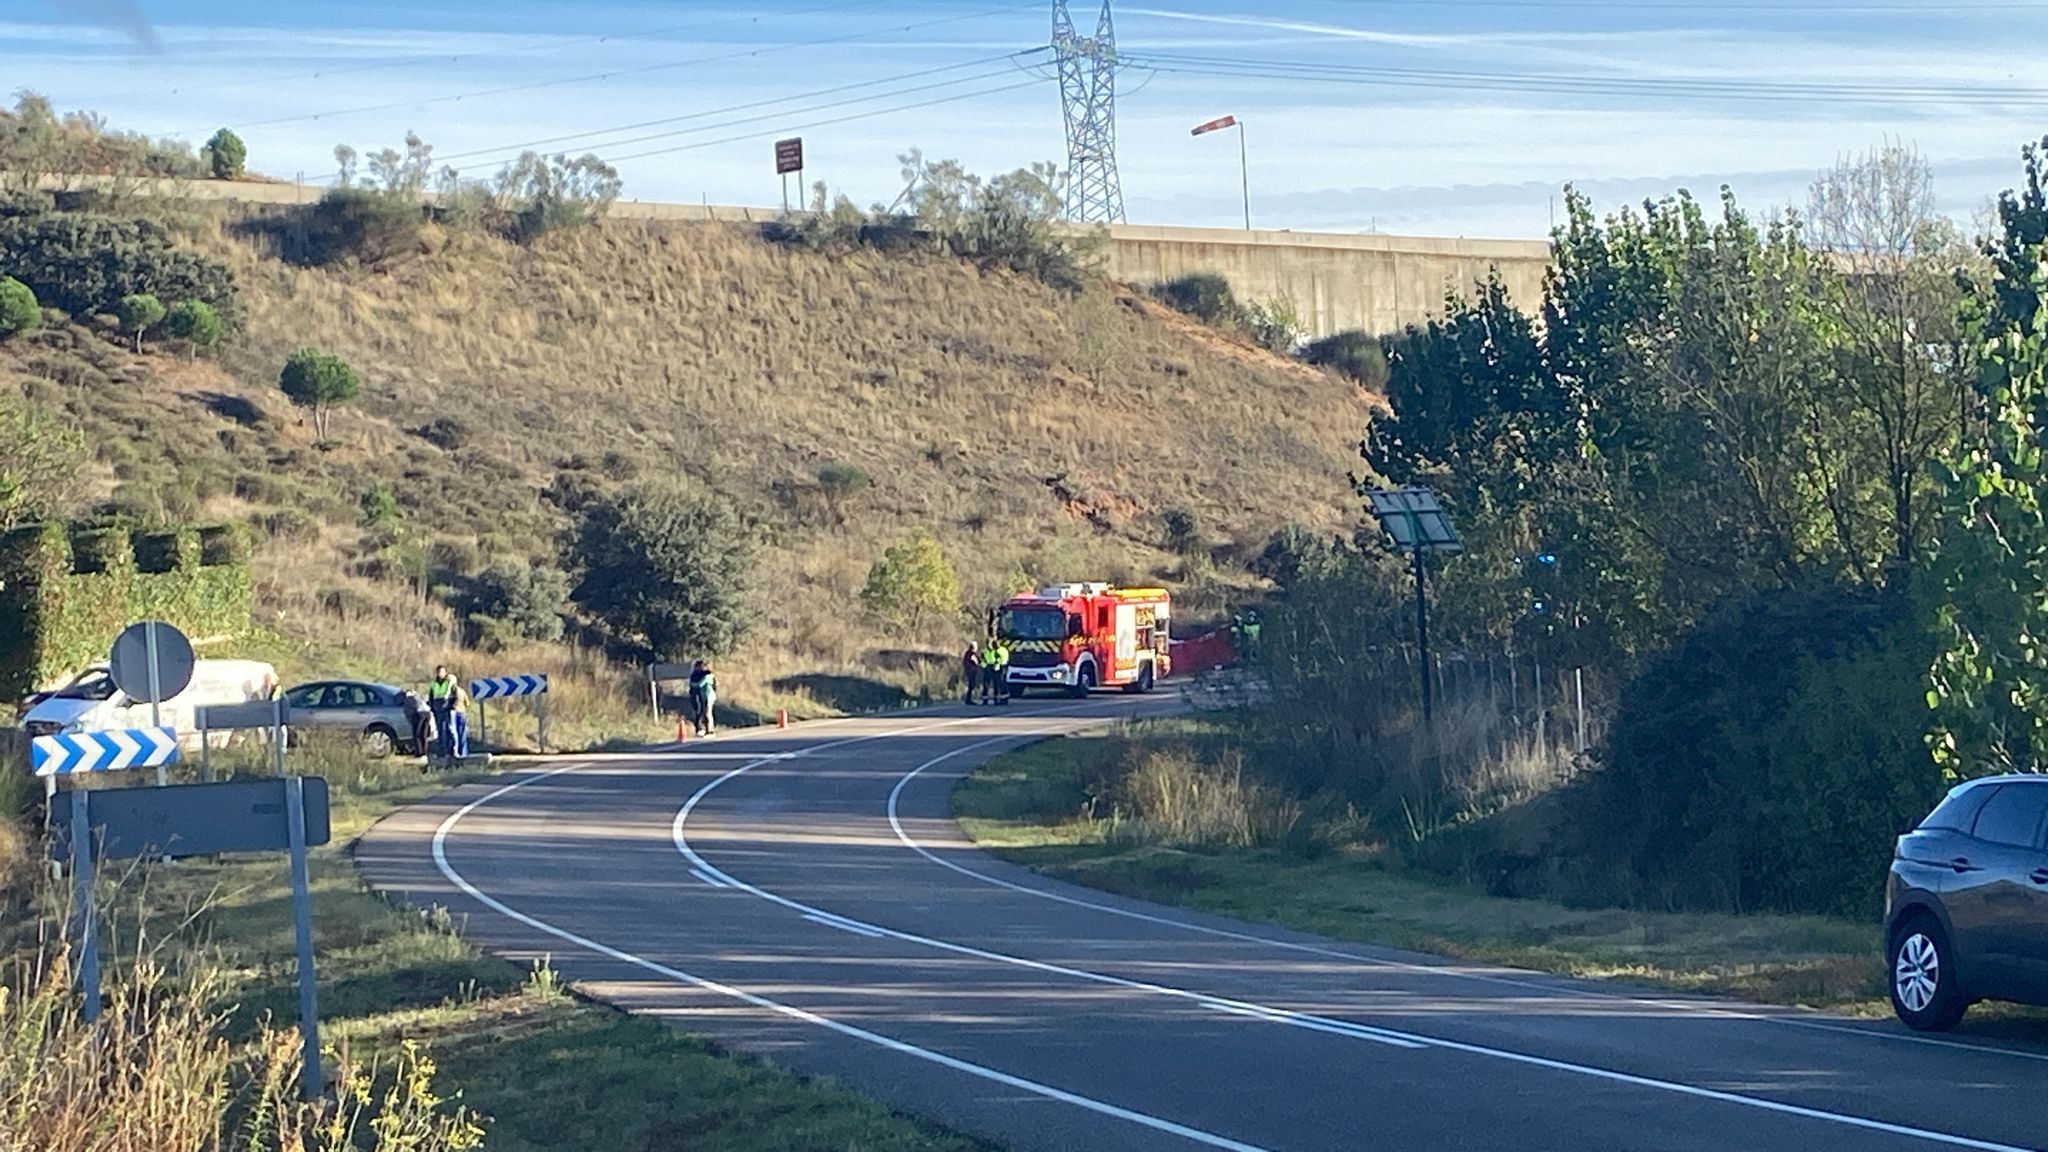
356,697,2048,1152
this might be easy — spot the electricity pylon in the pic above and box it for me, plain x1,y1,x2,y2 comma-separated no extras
1054,0,1126,224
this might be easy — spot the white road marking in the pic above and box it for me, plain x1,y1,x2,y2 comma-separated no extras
674,723,2044,1152
689,868,728,888
430,763,1278,1152
804,912,886,938
885,733,2048,1067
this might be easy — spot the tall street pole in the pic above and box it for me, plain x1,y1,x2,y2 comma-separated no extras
1412,513,1432,729
1236,120,1250,231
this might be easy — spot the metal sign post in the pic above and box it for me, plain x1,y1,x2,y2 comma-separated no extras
53,778,330,1094
284,776,320,1100
775,136,804,213
69,789,97,1019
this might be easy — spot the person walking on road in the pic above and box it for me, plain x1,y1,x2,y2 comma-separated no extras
427,664,459,762
688,660,718,737
961,645,982,705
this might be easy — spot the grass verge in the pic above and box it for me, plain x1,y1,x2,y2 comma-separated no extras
957,726,1916,1018
21,743,990,1151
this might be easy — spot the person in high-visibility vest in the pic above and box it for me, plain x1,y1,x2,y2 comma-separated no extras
993,640,1013,705
427,665,459,760
979,638,1002,705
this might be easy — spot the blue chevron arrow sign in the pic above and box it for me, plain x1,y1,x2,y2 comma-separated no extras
469,674,547,700
31,727,180,777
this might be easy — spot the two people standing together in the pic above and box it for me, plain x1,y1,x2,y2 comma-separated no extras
962,637,1011,706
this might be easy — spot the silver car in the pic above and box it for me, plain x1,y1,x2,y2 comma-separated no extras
282,680,422,758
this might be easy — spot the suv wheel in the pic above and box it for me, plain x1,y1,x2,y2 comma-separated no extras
1890,918,1967,1032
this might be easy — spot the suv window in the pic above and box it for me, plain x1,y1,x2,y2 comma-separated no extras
1921,785,1995,832
1969,785,2048,849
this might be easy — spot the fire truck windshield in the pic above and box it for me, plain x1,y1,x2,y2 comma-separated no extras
998,609,1066,642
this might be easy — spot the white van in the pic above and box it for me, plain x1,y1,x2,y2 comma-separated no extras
22,660,279,747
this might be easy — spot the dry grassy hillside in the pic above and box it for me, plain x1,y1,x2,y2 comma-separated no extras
5,208,1374,718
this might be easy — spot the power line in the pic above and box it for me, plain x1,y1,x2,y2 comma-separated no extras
1124,52,2048,107
450,66,1044,175
432,48,1051,167
597,76,1056,166
197,2,1045,135
85,0,883,108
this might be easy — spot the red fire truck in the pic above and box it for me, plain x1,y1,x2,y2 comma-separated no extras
997,583,1171,697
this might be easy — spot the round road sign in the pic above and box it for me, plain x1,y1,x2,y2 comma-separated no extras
109,620,196,704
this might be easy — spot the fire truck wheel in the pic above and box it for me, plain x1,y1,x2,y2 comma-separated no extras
1125,664,1155,695
1068,663,1096,699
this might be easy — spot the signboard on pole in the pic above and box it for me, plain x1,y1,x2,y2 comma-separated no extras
52,776,329,1098
109,620,194,785
774,136,805,175
31,727,179,776
468,674,550,753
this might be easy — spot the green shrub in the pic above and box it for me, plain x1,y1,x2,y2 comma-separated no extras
67,524,131,574
162,299,222,357
1242,298,1303,353
199,522,251,564
815,459,871,524
358,481,399,528
569,483,755,658
463,557,569,649
115,293,165,352
202,127,246,179
300,186,424,267
491,151,622,241
1301,330,1389,388
0,277,38,340
1161,505,1208,558
1567,585,1945,916
278,347,360,441
1153,273,1239,326
0,211,236,318
133,527,199,574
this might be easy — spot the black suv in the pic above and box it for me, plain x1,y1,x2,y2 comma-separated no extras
1885,775,2048,1030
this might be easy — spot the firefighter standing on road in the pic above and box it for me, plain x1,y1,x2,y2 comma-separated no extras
992,637,1013,705
961,645,982,705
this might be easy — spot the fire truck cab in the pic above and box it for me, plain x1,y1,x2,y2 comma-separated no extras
997,583,1171,697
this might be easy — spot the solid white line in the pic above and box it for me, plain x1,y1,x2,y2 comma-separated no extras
886,745,2048,1067
672,735,1426,1051
804,912,886,939
430,761,1277,1152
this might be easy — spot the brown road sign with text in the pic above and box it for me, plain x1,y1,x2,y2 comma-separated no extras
775,137,804,175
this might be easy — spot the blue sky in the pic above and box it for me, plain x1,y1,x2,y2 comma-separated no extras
13,0,2048,237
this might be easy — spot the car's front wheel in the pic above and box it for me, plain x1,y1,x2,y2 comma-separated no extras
1890,917,1968,1032
362,723,398,760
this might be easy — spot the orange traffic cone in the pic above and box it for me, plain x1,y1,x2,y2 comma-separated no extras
777,709,789,730
676,717,689,743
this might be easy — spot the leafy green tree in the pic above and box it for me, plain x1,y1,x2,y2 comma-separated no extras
115,292,164,352
1929,136,2048,775
0,210,237,316
278,347,360,441
162,299,222,358
861,528,961,630
569,484,754,658
0,387,84,529
0,276,38,340
1808,143,1973,570
203,128,246,179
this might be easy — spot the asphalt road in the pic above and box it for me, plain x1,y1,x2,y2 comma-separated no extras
357,696,2048,1152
